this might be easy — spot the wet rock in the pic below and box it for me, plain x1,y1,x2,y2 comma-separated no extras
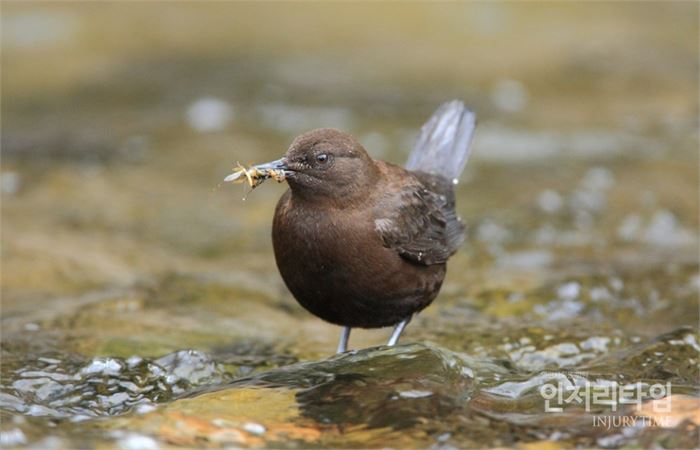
117,336,698,448
118,344,511,448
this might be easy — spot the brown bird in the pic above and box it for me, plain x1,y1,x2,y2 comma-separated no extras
231,101,476,353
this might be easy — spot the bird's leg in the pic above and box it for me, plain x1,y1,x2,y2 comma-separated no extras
387,316,412,346
336,326,352,353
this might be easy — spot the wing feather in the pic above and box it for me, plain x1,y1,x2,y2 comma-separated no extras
374,174,464,266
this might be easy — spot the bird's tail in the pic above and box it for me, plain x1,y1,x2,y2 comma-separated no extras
405,100,476,183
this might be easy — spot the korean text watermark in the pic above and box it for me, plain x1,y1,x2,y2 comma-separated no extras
539,379,672,413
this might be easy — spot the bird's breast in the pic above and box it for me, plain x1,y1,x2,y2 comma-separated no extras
272,195,378,281
271,191,445,327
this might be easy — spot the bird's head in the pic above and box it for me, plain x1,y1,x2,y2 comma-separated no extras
250,128,379,204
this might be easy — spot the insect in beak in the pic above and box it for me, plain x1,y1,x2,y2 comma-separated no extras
224,158,289,189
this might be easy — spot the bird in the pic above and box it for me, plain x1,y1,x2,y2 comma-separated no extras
233,101,475,353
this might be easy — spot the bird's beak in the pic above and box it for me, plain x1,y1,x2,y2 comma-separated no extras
252,157,295,179
223,157,291,183
251,158,288,172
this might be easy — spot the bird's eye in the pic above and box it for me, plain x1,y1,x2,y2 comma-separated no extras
316,153,328,163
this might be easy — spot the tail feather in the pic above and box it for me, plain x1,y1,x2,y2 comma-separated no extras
405,100,476,183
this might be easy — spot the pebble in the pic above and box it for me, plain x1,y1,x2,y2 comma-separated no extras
1,171,21,195
186,97,234,132
79,358,123,377
557,282,581,300
537,189,563,213
398,390,434,399
117,434,159,450
491,79,529,112
242,422,267,435
0,428,27,447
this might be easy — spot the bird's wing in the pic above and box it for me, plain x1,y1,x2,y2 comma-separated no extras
373,177,464,266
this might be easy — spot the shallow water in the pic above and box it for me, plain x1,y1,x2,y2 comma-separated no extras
1,3,699,448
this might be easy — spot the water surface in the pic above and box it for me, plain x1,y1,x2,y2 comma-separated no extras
1,3,698,448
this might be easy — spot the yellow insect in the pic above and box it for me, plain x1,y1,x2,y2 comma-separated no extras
223,163,286,189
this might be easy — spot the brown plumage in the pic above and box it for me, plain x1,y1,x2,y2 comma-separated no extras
232,101,476,351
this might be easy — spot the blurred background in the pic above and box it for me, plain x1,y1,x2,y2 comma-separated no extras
1,2,698,448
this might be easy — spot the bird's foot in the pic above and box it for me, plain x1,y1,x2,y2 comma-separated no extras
387,316,412,346
336,326,352,353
